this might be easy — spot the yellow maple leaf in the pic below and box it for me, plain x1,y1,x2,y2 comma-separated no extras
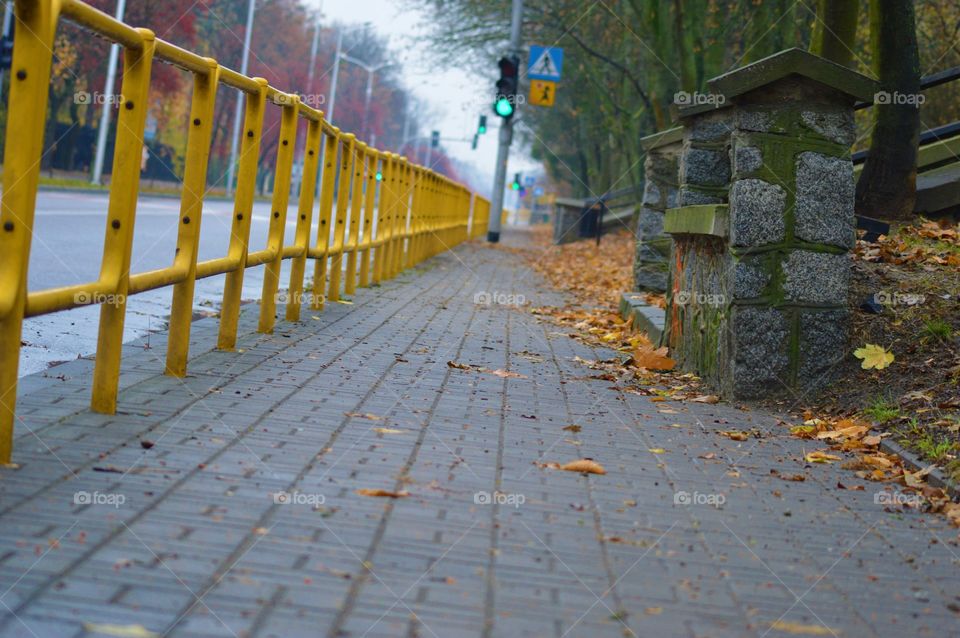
853,344,894,370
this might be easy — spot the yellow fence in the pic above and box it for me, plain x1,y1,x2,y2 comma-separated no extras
0,0,491,463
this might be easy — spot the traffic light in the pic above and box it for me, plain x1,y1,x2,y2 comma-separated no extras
478,115,487,135
511,173,521,191
493,55,520,119
430,130,440,148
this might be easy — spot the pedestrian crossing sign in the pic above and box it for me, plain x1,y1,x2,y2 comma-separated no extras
528,46,564,81
529,80,556,107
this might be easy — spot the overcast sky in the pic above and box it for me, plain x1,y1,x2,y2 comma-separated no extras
312,0,540,197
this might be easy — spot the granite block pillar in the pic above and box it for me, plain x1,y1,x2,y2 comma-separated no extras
663,48,877,399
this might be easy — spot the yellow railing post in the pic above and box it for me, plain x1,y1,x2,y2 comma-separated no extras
392,157,410,276
90,29,157,415
165,59,221,377
258,94,300,334
428,174,438,258
311,129,339,310
285,115,323,322
0,0,61,463
327,133,355,302
409,166,423,267
373,153,394,284
218,78,269,350
357,151,377,288
344,142,365,295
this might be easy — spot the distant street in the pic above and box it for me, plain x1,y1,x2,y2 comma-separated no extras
20,189,304,376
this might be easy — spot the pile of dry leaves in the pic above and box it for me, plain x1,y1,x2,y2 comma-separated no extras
789,413,960,525
521,227,675,376
855,219,960,268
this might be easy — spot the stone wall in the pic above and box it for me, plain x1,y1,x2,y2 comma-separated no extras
634,129,682,291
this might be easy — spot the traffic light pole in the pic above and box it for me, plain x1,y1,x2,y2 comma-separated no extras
487,0,524,243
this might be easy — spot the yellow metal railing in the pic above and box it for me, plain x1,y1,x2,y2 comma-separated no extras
0,0,492,463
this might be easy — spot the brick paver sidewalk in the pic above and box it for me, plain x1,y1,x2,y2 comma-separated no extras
1,231,957,638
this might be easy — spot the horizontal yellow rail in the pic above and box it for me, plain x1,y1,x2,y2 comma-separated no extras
0,0,492,464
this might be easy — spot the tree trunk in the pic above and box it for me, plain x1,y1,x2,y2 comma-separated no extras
810,0,859,67
673,0,697,92
855,0,920,220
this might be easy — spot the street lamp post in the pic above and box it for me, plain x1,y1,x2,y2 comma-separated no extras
326,22,371,126
339,53,394,145
90,0,126,185
225,0,256,197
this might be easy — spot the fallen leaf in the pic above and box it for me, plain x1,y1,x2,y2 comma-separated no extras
903,465,934,488
790,425,817,438
836,481,864,491
780,473,806,482
560,459,607,475
82,624,159,638
489,368,527,379
648,448,666,454
691,395,720,404
344,412,381,420
805,451,842,464
373,428,405,434
853,344,894,370
562,425,582,432
447,361,471,370
861,454,894,468
769,620,836,635
861,434,882,447
631,346,676,371
719,431,749,441
356,488,409,498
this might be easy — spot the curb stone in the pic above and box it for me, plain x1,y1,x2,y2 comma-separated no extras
880,437,960,500
618,292,665,345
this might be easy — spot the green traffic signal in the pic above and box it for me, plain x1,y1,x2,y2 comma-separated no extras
511,181,520,191
375,172,383,181
494,97,514,118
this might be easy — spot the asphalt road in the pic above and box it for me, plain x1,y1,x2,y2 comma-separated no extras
19,189,310,376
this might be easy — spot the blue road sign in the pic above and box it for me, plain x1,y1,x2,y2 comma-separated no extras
524,176,535,187
528,46,564,81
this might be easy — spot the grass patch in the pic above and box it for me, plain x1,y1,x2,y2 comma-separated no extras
922,318,953,341
898,231,960,257
38,177,105,190
862,397,901,424
902,432,957,462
